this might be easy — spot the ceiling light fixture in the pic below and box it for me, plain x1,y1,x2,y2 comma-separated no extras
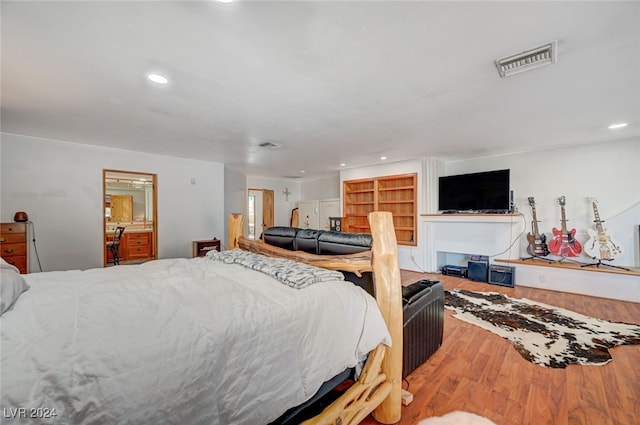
608,122,628,129
494,40,557,78
380,156,387,160
340,163,346,167
147,73,168,84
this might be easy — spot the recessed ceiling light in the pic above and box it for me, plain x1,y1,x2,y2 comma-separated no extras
300,170,305,174
340,163,346,167
218,0,235,3
608,122,628,129
380,156,387,160
147,73,168,84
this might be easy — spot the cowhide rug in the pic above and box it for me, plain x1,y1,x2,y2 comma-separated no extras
418,411,496,425
444,289,640,368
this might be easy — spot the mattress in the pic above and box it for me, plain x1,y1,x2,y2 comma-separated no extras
0,256,390,425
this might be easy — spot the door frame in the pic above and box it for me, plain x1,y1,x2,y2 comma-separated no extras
103,169,158,266
247,188,274,239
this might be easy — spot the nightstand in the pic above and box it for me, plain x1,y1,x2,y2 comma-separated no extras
193,239,221,257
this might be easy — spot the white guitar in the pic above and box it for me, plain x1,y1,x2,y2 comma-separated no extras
584,199,624,261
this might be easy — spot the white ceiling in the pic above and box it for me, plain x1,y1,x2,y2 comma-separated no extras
2,1,638,179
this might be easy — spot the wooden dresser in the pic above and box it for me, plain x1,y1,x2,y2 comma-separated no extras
105,230,154,265
127,231,153,260
0,222,28,274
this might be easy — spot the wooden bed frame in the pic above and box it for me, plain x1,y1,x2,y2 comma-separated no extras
229,211,403,425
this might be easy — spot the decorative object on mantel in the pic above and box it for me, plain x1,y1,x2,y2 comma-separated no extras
418,411,497,425
444,289,640,368
283,187,291,201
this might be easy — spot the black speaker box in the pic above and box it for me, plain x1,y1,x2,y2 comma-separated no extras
329,217,342,232
467,256,489,282
441,265,468,278
488,265,516,287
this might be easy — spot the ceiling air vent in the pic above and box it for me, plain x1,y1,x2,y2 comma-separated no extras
258,140,282,150
494,40,557,78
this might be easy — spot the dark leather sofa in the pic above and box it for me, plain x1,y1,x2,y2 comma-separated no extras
262,226,375,296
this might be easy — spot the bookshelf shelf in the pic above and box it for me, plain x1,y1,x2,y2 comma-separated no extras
343,173,417,246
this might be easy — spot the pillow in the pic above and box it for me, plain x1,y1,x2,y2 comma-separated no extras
1,258,30,315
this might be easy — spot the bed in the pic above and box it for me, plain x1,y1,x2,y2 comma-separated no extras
1,212,403,425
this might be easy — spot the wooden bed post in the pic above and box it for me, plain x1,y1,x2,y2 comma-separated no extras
228,213,244,249
369,211,403,424
239,211,402,425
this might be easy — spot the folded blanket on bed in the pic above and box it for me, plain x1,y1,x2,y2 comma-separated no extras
206,249,345,289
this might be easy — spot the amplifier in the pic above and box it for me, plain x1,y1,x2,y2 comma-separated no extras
467,255,489,283
488,265,516,287
441,265,468,278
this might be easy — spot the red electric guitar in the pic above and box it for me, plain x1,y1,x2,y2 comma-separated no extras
526,197,550,257
548,196,582,257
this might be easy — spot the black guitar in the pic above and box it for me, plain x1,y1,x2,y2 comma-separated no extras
526,197,549,257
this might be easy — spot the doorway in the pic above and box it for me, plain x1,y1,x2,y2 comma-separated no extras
103,169,157,266
247,188,274,239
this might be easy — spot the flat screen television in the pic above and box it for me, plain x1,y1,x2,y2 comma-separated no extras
438,169,510,213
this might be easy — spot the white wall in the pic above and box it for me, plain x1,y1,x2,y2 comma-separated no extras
5,131,635,277
1,133,225,272
246,176,299,227
299,175,340,201
230,175,339,235
444,138,640,267
335,140,639,275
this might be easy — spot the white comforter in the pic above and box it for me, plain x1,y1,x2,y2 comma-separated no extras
1,257,391,425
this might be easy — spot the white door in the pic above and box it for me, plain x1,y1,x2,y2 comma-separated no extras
319,198,340,231
248,190,263,239
298,200,320,229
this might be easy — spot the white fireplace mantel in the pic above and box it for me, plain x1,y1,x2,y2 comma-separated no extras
420,213,640,302
421,213,526,272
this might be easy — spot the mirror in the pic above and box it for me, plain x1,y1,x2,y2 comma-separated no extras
103,169,157,266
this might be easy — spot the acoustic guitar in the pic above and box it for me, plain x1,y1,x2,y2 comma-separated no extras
548,196,582,257
584,199,624,261
526,197,550,257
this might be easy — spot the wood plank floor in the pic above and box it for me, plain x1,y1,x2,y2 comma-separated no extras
360,271,640,425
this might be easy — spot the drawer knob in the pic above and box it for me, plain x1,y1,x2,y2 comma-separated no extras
0,237,5,242
4,248,14,253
